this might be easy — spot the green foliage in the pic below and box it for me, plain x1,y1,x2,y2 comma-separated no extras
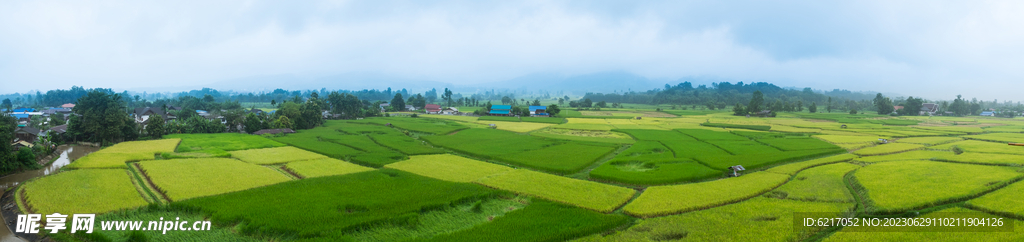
590,158,722,185
179,170,495,240
968,180,1024,218
417,200,630,242
477,169,636,213
145,115,164,138
757,137,842,151
854,150,953,163
270,135,364,160
873,93,895,115
623,172,791,217
351,117,468,134
765,153,858,175
168,133,285,155
964,133,1024,143
84,207,264,242
243,112,266,134
813,135,881,144
704,140,782,155
675,129,749,141
616,129,697,141
854,160,1022,213
68,90,136,142
894,136,963,145
696,148,847,171
346,196,530,242
23,169,148,214
700,122,771,131
932,152,1024,166
140,158,292,201
773,163,861,202
659,140,732,158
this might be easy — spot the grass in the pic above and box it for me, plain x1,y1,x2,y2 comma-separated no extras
384,154,514,183
853,160,1023,213
931,140,1024,155
478,115,566,124
967,180,1024,218
964,133,1024,143
851,143,924,156
700,122,771,131
228,146,329,165
283,158,375,178
67,139,181,169
168,133,285,155
757,137,842,151
577,198,851,242
766,153,858,175
415,200,630,242
476,169,636,212
770,163,861,202
23,169,148,215
932,152,1024,166
894,136,963,145
178,170,495,240
675,129,749,141
139,158,292,201
623,172,791,217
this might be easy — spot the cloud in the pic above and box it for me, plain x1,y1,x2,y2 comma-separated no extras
1,0,1022,100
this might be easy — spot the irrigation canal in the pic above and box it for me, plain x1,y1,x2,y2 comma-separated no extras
0,145,99,242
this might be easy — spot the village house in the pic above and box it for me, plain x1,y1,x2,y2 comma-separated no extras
60,103,75,109
133,107,174,124
528,106,549,117
14,126,41,143
441,107,459,115
424,104,442,114
921,103,938,115
489,105,512,116
405,105,417,111
379,103,390,112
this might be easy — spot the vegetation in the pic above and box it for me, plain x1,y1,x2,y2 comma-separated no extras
578,198,851,242
765,153,858,175
623,172,790,217
478,116,566,124
932,152,1024,166
384,154,513,183
813,135,882,144
771,163,860,202
852,143,925,156
822,207,1024,241
82,207,263,242
421,128,617,174
700,122,771,131
168,133,285,154
139,158,292,201
967,180,1024,218
932,140,1024,155
476,169,636,212
758,137,842,151
417,200,630,242
23,169,148,214
179,170,495,240
351,117,468,134
853,150,953,163
853,160,1023,213
894,136,963,145
228,146,328,165
696,148,847,171
676,129,749,141
964,133,1024,143
284,158,375,178
68,139,181,169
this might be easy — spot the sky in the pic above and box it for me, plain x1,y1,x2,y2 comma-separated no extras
1,0,1022,100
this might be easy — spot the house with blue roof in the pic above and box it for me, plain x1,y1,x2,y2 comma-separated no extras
489,105,512,116
528,106,549,117
13,107,35,112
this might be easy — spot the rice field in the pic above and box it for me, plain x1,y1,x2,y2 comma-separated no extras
771,163,861,202
853,160,1023,213
168,133,285,154
623,172,791,217
22,169,148,215
139,158,292,201
476,169,636,212
228,146,328,165
384,154,514,182
766,153,858,175
853,150,954,163
67,139,181,169
932,152,1024,166
964,133,1024,143
931,140,1024,155
822,207,1024,241
813,135,881,144
894,136,964,145
852,143,925,156
283,158,375,178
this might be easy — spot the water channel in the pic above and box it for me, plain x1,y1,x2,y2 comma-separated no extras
0,145,100,242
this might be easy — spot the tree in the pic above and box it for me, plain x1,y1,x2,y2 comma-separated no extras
69,91,132,143
949,95,970,116
442,88,454,107
0,113,18,172
146,115,165,138
51,113,66,126
501,96,511,105
826,97,832,113
558,98,564,105
425,88,438,103
244,113,265,134
899,96,924,116
1,99,11,110
809,102,818,113
873,93,895,115
391,93,406,111
796,100,803,112
546,104,561,116
582,99,593,108
273,116,292,129
271,100,276,106
733,103,746,115
748,91,764,114
596,101,607,108
849,109,858,114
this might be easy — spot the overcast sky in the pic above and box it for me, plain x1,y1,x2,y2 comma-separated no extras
1,0,1022,100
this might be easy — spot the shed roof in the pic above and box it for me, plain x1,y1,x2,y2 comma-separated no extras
491,105,512,110
489,110,510,114
528,106,546,111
